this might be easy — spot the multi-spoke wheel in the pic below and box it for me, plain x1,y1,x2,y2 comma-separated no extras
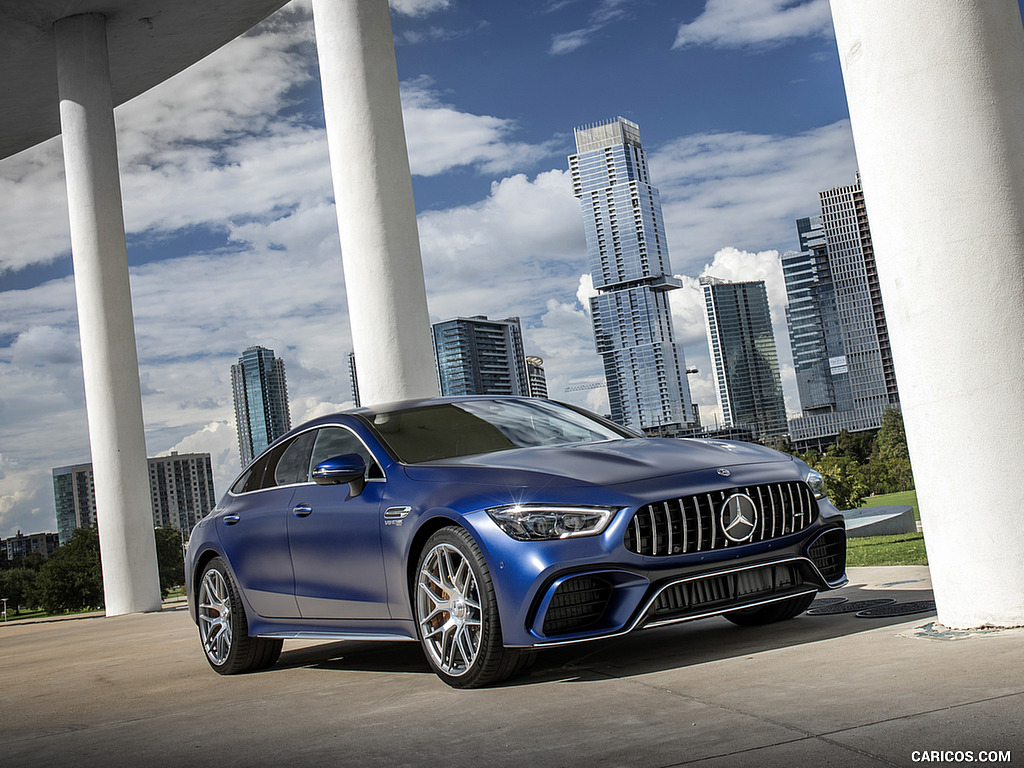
415,527,530,688
197,557,282,674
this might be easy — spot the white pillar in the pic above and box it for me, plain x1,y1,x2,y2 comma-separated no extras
54,14,161,615
311,0,439,404
830,0,1024,627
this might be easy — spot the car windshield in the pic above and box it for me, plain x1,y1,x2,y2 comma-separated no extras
363,399,630,464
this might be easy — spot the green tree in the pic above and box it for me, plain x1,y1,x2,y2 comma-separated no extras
154,527,185,597
0,567,38,615
875,409,910,461
830,429,876,463
32,527,104,615
816,454,869,510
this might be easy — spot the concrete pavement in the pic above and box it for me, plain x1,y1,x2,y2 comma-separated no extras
2,566,1022,767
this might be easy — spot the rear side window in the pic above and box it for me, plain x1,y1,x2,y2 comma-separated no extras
274,431,317,486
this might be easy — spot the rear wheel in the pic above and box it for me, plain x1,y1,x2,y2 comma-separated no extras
197,557,282,674
414,527,530,688
724,592,817,626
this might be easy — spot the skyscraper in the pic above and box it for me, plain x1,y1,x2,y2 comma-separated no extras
432,316,529,396
701,277,788,442
569,117,697,434
784,176,899,447
231,345,291,466
53,452,217,543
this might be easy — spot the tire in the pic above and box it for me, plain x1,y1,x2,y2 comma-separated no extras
414,527,531,688
724,592,817,627
197,556,283,674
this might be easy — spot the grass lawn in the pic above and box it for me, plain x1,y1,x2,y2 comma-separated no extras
861,489,920,520
2,609,48,622
847,531,928,567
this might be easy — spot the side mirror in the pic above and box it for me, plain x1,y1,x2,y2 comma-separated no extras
312,454,366,495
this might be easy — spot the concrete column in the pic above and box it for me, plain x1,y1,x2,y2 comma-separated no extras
54,14,161,615
830,0,1024,627
311,0,439,404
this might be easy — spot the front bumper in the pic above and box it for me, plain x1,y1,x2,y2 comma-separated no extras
502,523,846,648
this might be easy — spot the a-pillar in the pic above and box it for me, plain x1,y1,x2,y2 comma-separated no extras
54,14,161,615
830,0,1024,627
311,0,439,404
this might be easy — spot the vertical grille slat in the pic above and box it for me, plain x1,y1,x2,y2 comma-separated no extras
625,481,818,557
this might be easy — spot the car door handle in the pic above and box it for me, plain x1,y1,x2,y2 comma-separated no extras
292,503,313,518
222,514,240,526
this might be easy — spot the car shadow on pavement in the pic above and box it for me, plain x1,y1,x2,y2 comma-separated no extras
271,580,936,686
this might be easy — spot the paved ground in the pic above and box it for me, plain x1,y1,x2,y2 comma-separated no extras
2,566,1022,768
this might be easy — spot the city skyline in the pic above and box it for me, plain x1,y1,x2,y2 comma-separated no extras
1,0,866,538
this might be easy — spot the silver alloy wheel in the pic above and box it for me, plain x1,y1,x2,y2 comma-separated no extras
198,567,233,666
417,542,483,677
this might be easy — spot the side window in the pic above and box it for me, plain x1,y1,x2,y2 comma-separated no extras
310,427,383,480
274,431,317,486
233,451,272,494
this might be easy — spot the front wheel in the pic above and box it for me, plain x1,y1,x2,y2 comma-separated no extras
724,592,817,626
414,527,530,688
197,557,282,674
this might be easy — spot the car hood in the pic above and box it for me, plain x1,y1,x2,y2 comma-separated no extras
401,437,791,487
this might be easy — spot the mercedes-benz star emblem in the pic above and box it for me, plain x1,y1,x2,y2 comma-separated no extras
720,493,759,543
717,468,731,477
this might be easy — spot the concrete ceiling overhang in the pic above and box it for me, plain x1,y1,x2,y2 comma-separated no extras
0,0,290,160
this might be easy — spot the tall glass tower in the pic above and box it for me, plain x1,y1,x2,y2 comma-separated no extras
701,277,788,442
231,345,291,466
569,117,697,434
784,176,900,447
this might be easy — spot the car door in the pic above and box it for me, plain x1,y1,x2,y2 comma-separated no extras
286,425,391,619
215,436,312,619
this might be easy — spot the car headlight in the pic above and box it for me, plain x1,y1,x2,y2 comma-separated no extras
486,504,619,541
805,469,826,500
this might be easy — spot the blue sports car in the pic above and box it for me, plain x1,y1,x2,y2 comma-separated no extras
185,396,846,688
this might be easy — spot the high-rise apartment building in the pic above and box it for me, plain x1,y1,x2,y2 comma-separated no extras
569,117,697,434
432,316,530,396
52,452,217,544
231,345,291,466
784,176,899,446
1,531,60,561
702,277,788,442
525,356,548,399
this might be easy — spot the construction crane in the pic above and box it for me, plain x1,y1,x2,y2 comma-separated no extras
564,381,606,392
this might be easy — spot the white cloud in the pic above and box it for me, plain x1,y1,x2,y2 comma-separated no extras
549,0,632,55
674,0,834,50
390,0,453,16
652,121,857,271
401,78,559,176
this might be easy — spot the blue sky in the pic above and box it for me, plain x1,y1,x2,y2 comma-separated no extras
0,0,867,538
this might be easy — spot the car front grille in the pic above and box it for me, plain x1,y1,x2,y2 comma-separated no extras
542,575,613,636
807,527,847,582
650,562,803,620
623,481,817,557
